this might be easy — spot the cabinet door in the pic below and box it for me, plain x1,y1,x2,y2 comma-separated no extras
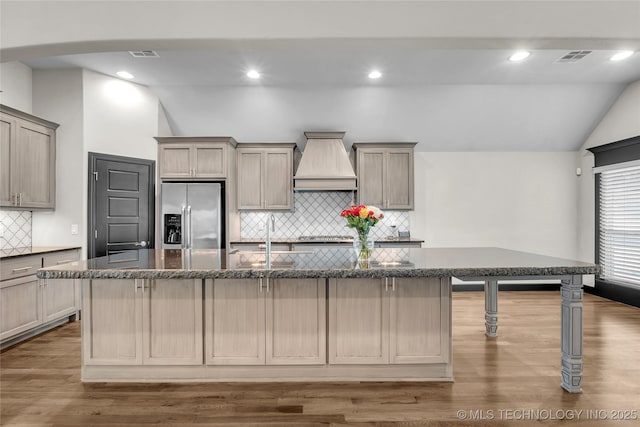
193,144,226,177
83,279,142,365
205,279,265,365
357,150,385,206
389,278,450,364
42,279,77,322
264,150,292,209
328,278,389,364
159,144,192,178
15,120,55,208
236,150,263,209
142,279,203,365
42,250,80,322
385,149,413,209
266,278,326,365
0,276,42,341
0,114,15,206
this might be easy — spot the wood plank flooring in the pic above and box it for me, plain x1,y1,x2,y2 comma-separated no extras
1,291,639,426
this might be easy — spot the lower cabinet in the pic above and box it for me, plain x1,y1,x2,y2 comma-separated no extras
0,275,42,341
0,249,80,344
205,278,326,365
328,277,450,365
83,279,202,365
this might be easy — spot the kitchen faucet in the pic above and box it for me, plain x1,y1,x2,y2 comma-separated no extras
265,214,275,269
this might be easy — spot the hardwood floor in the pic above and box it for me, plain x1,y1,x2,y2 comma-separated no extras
1,291,639,426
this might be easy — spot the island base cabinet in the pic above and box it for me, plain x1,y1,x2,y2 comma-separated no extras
329,277,451,366
83,279,202,366
205,278,326,365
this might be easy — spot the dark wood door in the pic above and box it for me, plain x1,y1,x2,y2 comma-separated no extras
89,153,155,258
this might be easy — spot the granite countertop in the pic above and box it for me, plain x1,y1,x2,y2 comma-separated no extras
36,247,598,280
1,246,81,260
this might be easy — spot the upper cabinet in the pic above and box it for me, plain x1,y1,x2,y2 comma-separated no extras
155,137,237,179
1,105,58,209
236,143,295,210
352,143,416,210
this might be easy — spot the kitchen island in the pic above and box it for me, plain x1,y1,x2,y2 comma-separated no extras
37,247,597,392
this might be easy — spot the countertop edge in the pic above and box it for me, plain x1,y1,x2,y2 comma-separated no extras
37,265,599,280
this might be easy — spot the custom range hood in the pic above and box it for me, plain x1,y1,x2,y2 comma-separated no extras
294,132,357,191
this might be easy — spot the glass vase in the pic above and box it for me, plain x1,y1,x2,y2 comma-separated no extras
355,229,373,267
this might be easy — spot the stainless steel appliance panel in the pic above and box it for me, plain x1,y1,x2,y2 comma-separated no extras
161,183,187,249
187,183,221,250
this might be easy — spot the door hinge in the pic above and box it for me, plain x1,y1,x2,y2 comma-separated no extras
93,171,98,181
94,229,98,239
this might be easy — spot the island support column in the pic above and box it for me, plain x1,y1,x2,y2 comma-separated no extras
561,274,583,393
484,280,498,337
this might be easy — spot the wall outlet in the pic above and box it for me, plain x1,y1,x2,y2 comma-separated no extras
71,224,79,235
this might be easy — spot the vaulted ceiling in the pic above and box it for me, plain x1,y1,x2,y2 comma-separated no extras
3,1,640,151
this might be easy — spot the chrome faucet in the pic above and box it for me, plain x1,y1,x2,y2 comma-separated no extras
265,214,276,269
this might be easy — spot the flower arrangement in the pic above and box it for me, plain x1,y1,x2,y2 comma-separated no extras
340,205,384,262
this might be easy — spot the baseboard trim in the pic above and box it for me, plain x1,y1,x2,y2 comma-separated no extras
453,283,560,292
585,280,640,308
0,315,76,351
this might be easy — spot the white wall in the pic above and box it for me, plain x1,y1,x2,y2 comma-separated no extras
576,80,640,265
31,69,84,251
0,61,32,112
411,151,579,260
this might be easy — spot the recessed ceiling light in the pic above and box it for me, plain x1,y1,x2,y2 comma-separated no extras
508,51,531,62
610,51,634,61
116,71,134,79
368,70,382,79
247,70,261,79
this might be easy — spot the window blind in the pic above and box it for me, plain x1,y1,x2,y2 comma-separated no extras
599,164,640,288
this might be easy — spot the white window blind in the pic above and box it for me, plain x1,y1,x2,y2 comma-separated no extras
599,164,640,288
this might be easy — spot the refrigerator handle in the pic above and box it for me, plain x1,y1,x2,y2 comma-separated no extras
181,205,186,249
187,205,192,249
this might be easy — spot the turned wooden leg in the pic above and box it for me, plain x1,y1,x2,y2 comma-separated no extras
484,280,498,337
561,274,583,393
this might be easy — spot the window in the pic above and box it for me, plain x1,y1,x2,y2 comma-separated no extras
598,164,640,288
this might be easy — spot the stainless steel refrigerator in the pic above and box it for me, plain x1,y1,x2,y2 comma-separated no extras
161,182,224,249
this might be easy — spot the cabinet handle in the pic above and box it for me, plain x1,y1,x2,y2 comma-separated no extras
259,278,263,293
266,277,270,293
56,259,73,265
392,277,396,292
19,193,23,206
12,266,33,273
134,279,138,293
385,277,389,292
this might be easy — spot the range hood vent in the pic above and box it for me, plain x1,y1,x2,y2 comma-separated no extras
294,132,357,191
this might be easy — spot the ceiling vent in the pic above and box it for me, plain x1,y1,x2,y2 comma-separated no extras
555,50,592,63
128,50,159,58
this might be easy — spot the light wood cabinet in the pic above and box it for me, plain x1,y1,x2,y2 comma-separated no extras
0,249,80,345
329,277,450,365
205,278,325,365
42,250,80,322
83,278,203,366
236,144,295,210
0,276,42,341
0,105,57,209
352,143,416,210
156,137,237,179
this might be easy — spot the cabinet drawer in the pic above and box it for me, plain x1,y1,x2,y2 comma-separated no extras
0,255,42,281
43,249,80,267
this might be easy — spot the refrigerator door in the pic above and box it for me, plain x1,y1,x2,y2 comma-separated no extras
161,183,187,249
187,183,221,249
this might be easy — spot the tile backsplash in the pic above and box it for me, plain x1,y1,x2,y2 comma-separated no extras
240,192,409,239
0,211,32,249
